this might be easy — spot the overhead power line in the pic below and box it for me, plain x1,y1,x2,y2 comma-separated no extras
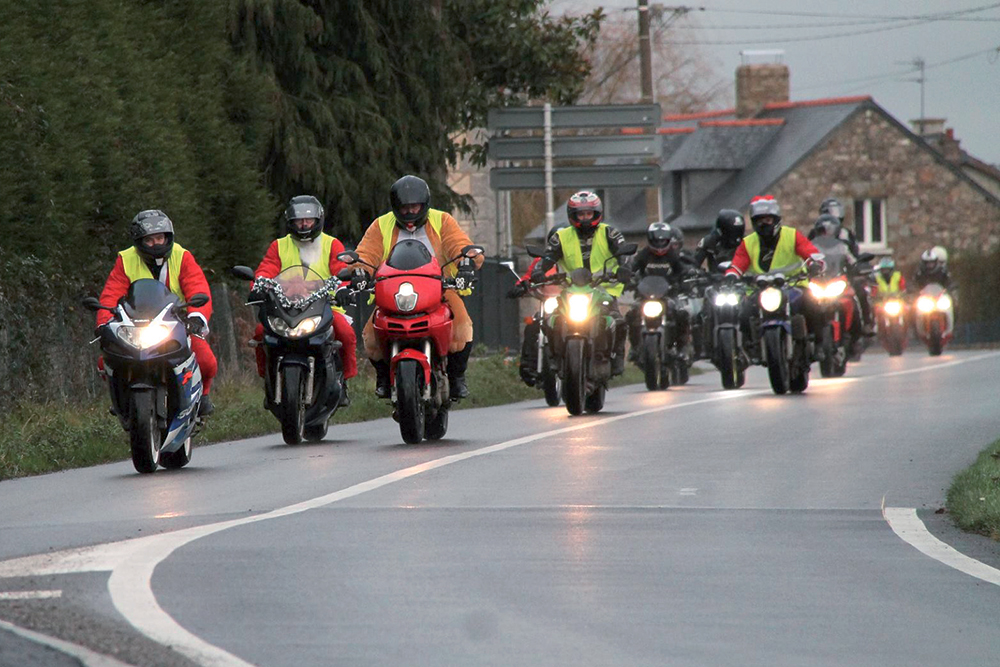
701,2,1000,21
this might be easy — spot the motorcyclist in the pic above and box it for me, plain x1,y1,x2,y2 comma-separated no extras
810,197,861,256
626,222,698,362
507,224,565,386
873,257,906,297
726,196,825,341
694,209,746,272
252,195,358,406
811,212,875,336
352,175,484,400
913,247,952,290
532,190,630,375
96,210,218,416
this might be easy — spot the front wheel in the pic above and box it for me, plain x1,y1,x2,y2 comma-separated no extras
763,327,790,395
928,319,943,356
129,391,160,474
279,365,306,445
396,359,426,443
717,329,742,390
563,338,587,416
642,335,661,391
542,371,561,407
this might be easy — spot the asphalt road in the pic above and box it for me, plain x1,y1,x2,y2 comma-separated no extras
2,350,1000,666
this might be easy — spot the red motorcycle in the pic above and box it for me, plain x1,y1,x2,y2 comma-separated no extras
339,240,483,444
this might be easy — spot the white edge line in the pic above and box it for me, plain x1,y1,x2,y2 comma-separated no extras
0,590,61,600
0,618,135,667
883,507,1000,587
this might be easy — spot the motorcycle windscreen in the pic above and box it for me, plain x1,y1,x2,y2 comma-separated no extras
123,279,180,320
386,239,435,271
274,265,328,301
636,275,670,299
811,237,849,277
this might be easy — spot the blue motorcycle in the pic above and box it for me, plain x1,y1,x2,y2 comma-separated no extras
83,281,209,473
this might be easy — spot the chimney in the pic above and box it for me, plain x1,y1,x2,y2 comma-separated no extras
940,127,962,163
910,118,946,136
736,50,789,119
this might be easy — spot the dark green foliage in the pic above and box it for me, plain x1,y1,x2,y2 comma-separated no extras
951,249,1000,324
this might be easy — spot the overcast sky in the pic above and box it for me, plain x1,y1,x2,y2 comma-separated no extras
551,0,1000,164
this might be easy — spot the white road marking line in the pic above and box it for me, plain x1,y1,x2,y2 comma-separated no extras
1,351,998,667
883,507,1000,587
0,618,134,667
0,590,61,600
679,488,699,496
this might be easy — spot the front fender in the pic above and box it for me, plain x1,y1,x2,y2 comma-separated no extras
390,349,432,387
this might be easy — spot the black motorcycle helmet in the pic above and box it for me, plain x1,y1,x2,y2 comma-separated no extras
647,221,682,257
390,175,431,232
748,196,781,240
812,213,842,239
566,190,603,236
284,195,325,242
129,209,174,261
714,209,746,248
819,197,845,222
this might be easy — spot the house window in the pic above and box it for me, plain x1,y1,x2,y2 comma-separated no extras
853,198,886,247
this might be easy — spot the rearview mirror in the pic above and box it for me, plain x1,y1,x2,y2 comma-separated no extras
337,251,360,265
617,242,638,256
230,265,255,281
462,245,485,258
525,245,545,259
857,252,876,263
81,296,103,312
185,293,210,309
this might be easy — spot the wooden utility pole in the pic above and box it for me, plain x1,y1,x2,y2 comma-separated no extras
638,0,654,104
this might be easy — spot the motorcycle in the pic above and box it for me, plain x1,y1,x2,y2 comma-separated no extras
633,274,698,391
707,266,749,389
530,243,637,415
914,283,954,356
511,277,562,406
338,240,484,444
876,295,908,356
808,240,873,377
749,263,812,395
232,264,344,444
82,281,209,473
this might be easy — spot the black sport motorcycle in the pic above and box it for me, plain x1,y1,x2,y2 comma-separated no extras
232,265,344,444
633,275,692,390
748,263,812,395
83,281,209,474
706,269,749,389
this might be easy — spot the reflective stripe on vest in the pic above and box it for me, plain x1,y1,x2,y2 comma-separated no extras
742,227,804,277
876,271,902,294
556,224,623,297
376,209,471,296
119,244,187,300
276,234,344,314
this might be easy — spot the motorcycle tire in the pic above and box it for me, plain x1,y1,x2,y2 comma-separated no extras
718,329,740,390
129,390,160,474
675,358,689,386
304,421,328,442
397,359,426,443
819,326,836,378
542,371,561,407
928,319,943,356
643,336,661,391
425,405,449,441
886,327,904,356
279,365,306,445
563,338,587,416
763,328,790,395
584,384,606,413
159,436,192,470
789,339,810,393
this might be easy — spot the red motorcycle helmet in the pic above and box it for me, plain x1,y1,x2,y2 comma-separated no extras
566,191,603,234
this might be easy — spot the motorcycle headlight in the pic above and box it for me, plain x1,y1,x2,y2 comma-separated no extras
286,316,322,339
936,294,952,311
568,294,592,322
826,279,847,298
642,300,664,318
883,299,902,317
916,295,936,313
759,287,783,313
714,293,739,307
543,297,558,314
117,323,172,349
394,282,418,312
808,281,825,299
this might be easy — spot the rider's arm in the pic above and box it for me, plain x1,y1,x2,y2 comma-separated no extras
519,257,541,284
538,234,564,272
898,274,907,291
354,219,387,276
693,234,712,267
177,252,213,324
327,237,348,276
441,212,485,270
604,225,626,256
725,242,750,276
629,247,649,276
96,255,130,327
254,240,282,279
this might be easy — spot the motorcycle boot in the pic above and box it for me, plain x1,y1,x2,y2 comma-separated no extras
198,395,215,417
372,359,391,399
448,343,473,400
612,322,628,376
338,382,351,407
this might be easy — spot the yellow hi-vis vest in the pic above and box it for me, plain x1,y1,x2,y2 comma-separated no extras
376,209,472,296
556,224,623,297
119,243,188,300
276,234,344,313
876,271,903,294
742,226,806,279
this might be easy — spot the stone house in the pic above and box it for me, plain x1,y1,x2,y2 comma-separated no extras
521,62,1000,271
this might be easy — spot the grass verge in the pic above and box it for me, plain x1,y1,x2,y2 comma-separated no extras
0,355,645,481
946,437,1000,541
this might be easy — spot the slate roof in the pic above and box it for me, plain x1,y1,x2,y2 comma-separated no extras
662,121,785,171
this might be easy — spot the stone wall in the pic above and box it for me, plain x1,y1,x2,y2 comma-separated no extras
769,105,1000,270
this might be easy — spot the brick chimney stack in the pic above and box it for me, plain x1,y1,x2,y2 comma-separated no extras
736,51,789,118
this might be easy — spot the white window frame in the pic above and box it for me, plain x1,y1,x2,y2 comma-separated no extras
854,198,887,250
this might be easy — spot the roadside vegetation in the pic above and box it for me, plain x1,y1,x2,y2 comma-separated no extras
946,438,1000,541
0,355,644,481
